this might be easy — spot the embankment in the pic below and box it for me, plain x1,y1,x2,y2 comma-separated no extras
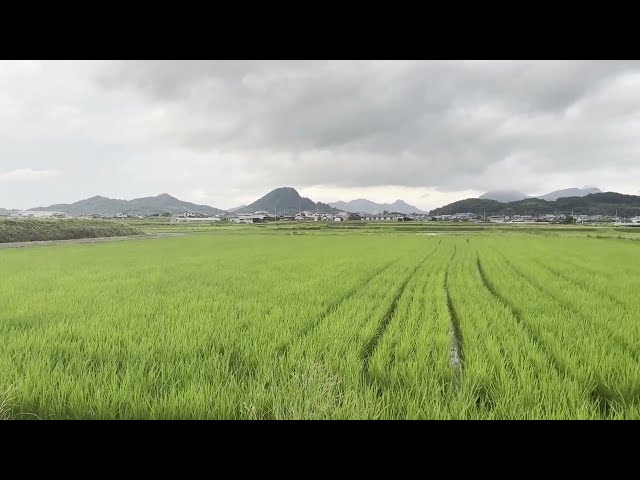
0,219,143,243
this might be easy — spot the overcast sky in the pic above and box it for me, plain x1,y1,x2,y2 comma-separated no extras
1,60,639,210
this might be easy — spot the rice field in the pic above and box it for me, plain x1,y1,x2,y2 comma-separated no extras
1,229,639,419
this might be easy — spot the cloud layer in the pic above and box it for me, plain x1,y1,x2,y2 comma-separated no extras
0,168,59,180
1,60,640,210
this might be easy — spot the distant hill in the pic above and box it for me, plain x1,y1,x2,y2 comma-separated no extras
329,199,428,215
0,208,8,215
480,186,602,203
536,186,601,201
479,190,528,202
227,205,247,213
236,187,340,215
31,193,226,217
431,192,640,217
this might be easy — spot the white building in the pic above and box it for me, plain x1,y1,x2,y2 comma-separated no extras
174,216,221,223
361,214,398,221
230,213,272,224
313,213,332,221
19,210,68,218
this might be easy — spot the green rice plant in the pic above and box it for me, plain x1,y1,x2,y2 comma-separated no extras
1,228,639,419
475,238,640,418
447,241,593,419
1,385,15,420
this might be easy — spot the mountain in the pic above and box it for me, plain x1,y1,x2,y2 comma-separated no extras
479,190,528,202
329,199,428,215
31,193,226,217
236,187,340,215
431,192,640,217
480,186,602,203
0,208,8,215
536,187,601,201
227,205,247,213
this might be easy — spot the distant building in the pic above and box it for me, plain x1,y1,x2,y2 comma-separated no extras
19,210,68,218
451,212,476,221
511,215,536,223
181,211,209,218
174,216,221,223
333,212,351,222
229,213,274,224
313,213,332,221
361,214,397,221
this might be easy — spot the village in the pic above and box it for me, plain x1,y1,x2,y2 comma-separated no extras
3,208,640,226
177,210,640,225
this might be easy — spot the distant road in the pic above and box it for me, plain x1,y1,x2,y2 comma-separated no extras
0,233,185,249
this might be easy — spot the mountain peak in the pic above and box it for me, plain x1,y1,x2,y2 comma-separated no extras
479,190,528,202
480,187,603,203
328,198,428,215
236,187,337,215
271,187,300,195
536,187,601,202
30,193,224,216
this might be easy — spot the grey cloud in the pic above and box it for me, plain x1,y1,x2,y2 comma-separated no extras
2,60,640,210
93,60,640,192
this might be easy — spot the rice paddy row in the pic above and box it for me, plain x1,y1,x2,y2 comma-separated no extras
0,231,638,418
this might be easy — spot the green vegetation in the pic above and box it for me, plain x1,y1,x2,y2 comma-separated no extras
0,219,142,243
0,226,639,419
433,192,640,216
1,385,14,420
135,218,609,238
